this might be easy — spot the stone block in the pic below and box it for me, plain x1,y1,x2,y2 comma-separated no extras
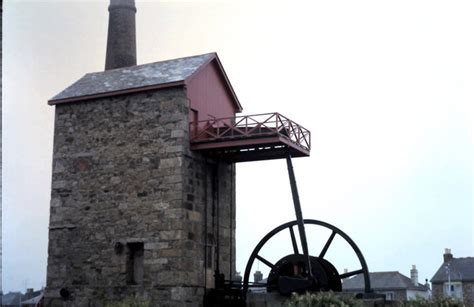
153,202,169,210
158,249,182,258
145,258,168,265
51,198,62,208
160,230,185,240
188,210,202,222
171,286,192,301
171,130,185,138
159,157,183,169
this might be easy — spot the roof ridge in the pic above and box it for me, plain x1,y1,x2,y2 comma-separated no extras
90,52,216,75
49,53,220,104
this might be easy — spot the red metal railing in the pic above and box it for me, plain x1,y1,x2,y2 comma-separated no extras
190,112,311,151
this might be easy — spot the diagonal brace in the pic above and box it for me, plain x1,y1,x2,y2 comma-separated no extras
286,153,313,278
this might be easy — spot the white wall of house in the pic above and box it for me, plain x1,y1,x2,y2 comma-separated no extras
443,282,463,300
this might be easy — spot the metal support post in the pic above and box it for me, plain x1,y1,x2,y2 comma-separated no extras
286,153,313,278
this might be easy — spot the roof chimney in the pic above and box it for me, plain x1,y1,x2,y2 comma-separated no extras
410,265,419,286
424,278,430,289
105,0,137,70
254,270,263,283
234,272,242,283
444,248,453,263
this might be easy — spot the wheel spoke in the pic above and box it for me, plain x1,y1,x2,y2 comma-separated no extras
319,230,336,258
256,255,274,269
289,226,299,254
339,269,364,279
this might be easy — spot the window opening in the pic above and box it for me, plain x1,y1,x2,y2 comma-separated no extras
205,245,214,269
127,242,144,285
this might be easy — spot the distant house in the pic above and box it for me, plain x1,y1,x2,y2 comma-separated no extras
1,292,22,306
431,248,474,305
249,270,267,294
21,292,44,307
342,266,430,301
1,289,43,307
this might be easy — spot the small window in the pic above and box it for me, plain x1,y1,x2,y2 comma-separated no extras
205,245,214,269
127,242,144,285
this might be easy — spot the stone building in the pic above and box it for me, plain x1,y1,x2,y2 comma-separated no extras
45,55,240,306
44,1,242,305
431,249,474,306
44,54,241,306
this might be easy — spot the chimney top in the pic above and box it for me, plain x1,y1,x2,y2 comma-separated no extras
444,248,453,263
410,265,419,286
254,270,263,283
109,0,137,11
105,0,137,70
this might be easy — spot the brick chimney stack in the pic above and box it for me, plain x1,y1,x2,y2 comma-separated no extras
105,0,137,70
410,265,419,286
444,248,453,263
254,270,263,283
25,288,34,299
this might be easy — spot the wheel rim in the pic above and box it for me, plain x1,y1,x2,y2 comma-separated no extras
242,219,372,297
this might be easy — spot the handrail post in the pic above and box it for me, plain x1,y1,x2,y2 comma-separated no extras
276,113,279,130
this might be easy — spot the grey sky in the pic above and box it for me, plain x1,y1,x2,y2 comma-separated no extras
3,0,473,292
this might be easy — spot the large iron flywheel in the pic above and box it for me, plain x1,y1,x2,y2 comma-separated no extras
242,219,372,297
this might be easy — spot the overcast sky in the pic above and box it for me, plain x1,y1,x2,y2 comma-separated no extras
3,0,473,293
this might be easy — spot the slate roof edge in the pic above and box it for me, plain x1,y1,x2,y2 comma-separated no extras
432,278,474,283
212,53,243,112
430,257,474,283
49,52,243,112
48,80,185,105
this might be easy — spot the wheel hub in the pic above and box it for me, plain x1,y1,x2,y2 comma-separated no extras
267,254,342,295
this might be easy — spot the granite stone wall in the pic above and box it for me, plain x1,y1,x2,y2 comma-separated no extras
462,282,474,307
432,282,474,306
45,87,235,306
432,283,442,300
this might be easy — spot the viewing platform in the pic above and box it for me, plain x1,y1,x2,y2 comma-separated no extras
190,112,311,162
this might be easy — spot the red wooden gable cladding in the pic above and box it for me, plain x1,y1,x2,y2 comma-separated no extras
185,54,242,122
189,113,311,163
186,59,239,123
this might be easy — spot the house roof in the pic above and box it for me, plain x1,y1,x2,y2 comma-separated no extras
343,272,430,292
48,52,242,111
1,291,22,305
431,257,474,283
1,290,43,305
21,293,44,304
